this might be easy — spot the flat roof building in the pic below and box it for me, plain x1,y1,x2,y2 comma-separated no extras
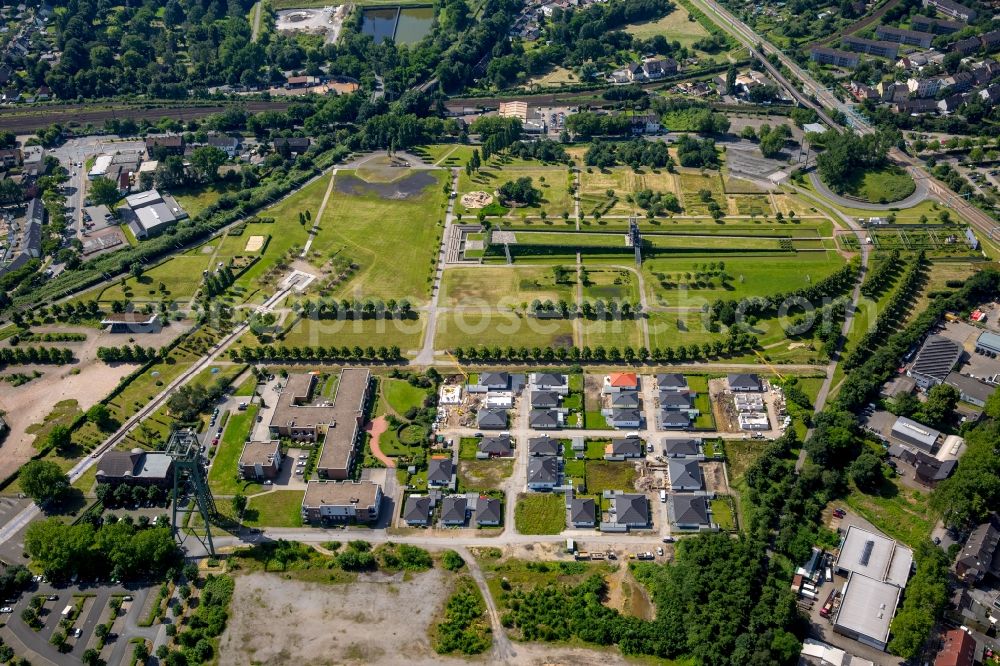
268,370,371,480
239,440,282,480
890,415,940,453
977,330,1000,355
811,46,860,68
833,573,902,651
301,480,382,524
123,189,188,239
835,526,913,587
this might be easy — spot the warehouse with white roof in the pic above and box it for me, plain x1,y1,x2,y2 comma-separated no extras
122,189,188,239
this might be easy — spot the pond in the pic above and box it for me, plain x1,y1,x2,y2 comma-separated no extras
361,6,433,45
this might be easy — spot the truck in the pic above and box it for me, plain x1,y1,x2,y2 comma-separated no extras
575,551,591,561
61,605,73,618
659,489,667,503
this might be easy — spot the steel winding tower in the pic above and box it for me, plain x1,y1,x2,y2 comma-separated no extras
165,429,217,556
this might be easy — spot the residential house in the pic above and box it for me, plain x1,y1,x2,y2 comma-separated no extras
668,458,703,491
207,134,240,158
530,372,568,393
144,134,184,157
895,98,941,114
876,25,933,48
728,373,762,392
659,410,691,429
908,335,963,387
529,409,562,429
656,373,688,392
981,83,1000,105
238,440,282,480
476,497,502,526
570,497,596,527
811,46,860,68
607,409,641,429
402,495,431,526
660,392,694,411
953,36,982,55
610,493,649,528
285,74,319,88
945,372,995,407
955,514,1000,583
477,435,513,458
907,76,943,97
0,148,21,168
669,493,711,529
273,137,311,158
922,0,975,21
938,93,969,113
842,35,899,59
608,391,640,410
527,455,560,490
848,81,880,101
944,71,975,91
531,391,561,408
663,438,704,459
934,628,977,666
478,408,508,430
640,56,677,79
603,372,639,393
440,496,469,526
95,448,173,487
981,30,1000,51
427,457,456,489
604,436,643,460
911,14,962,33
528,436,561,457
301,481,382,524
479,371,511,390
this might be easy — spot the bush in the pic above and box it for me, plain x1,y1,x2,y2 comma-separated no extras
442,550,466,572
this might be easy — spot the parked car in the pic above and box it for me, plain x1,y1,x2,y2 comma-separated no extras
0,608,12,613
47,595,58,601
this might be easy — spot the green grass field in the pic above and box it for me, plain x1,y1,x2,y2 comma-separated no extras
248,317,426,357
384,378,429,415
710,497,736,531
584,461,638,494
581,319,644,349
171,181,240,218
844,481,936,547
243,490,305,528
459,460,514,492
208,405,264,496
439,266,575,307
625,4,710,47
839,166,916,205
581,267,641,301
514,493,566,534
455,166,572,218
308,169,448,305
434,312,575,350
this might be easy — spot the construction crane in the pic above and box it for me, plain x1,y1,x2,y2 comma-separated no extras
444,350,468,381
753,349,784,381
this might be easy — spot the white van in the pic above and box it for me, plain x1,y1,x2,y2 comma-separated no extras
659,490,667,503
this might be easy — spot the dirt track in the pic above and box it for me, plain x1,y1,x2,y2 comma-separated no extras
0,101,291,134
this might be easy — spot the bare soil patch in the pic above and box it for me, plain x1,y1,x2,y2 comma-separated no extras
461,191,494,209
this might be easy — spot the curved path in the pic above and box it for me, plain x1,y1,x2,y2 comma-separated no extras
365,416,395,468
807,170,929,211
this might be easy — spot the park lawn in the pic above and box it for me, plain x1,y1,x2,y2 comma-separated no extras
844,481,936,547
581,267,641,301
677,171,725,214
459,459,514,492
710,498,736,531
171,181,240,218
439,266,575,308
243,490,305,528
410,144,476,167
642,253,847,306
526,66,577,87
455,165,572,218
730,194,774,217
384,378,429,415
252,317,425,357
585,461,637,494
233,374,258,397
514,493,566,535
99,255,213,303
647,311,725,350
645,234,785,251
840,166,916,205
580,318,644,349
308,169,447,305
625,4,709,47
208,404,263,496
434,312,575,351
378,427,422,458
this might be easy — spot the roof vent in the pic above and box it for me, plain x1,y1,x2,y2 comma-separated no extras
860,540,875,566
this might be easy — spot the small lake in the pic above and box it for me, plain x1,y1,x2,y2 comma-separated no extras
361,6,433,45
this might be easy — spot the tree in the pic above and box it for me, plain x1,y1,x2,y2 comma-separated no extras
88,176,121,207
232,494,247,516
190,146,227,182
918,383,958,427
82,648,100,665
86,404,113,431
20,460,70,504
848,452,883,491
46,424,72,453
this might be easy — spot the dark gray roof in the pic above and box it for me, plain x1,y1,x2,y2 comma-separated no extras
533,373,567,388
668,459,703,490
946,372,995,403
531,391,561,408
911,335,963,383
657,373,687,389
479,435,513,456
528,437,561,456
660,410,691,427
660,393,693,409
476,497,501,524
610,436,643,456
26,197,45,224
96,449,172,481
440,496,468,523
728,373,762,391
611,391,640,408
670,494,710,526
207,135,239,149
610,409,641,422
571,498,596,525
402,495,431,522
477,408,508,428
529,409,560,428
613,494,648,526
663,438,702,456
957,515,1000,580
479,372,510,388
528,456,559,484
427,458,454,483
